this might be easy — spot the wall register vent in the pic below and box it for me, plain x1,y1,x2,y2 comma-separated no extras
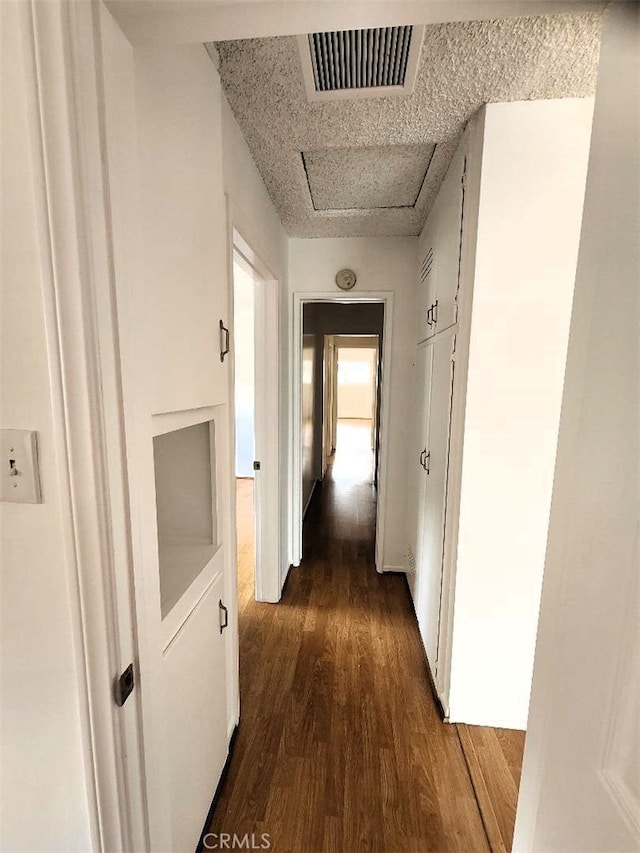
298,26,424,102
420,247,434,283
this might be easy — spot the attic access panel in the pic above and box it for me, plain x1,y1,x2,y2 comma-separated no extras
302,143,435,210
298,26,425,102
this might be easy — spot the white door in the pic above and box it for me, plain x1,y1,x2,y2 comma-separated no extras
99,19,236,851
417,331,455,668
409,343,434,604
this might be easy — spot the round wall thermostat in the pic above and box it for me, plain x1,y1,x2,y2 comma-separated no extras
335,268,357,290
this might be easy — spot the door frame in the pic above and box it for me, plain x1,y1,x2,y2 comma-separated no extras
229,225,282,603
290,292,394,572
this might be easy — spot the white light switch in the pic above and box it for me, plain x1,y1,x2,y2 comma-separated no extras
1,429,42,503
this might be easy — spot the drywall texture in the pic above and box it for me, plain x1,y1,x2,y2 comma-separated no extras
215,13,601,237
514,5,640,849
447,98,594,730
290,238,416,569
0,3,92,848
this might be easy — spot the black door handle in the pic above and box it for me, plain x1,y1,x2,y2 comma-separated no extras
219,320,230,363
219,599,228,634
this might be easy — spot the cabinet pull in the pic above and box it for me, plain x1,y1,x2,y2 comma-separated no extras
426,305,433,326
424,451,431,475
219,599,229,634
432,300,439,326
420,448,426,468
219,320,230,363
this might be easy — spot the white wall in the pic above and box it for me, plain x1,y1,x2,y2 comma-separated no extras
337,348,377,419
233,261,255,478
447,98,594,729
0,3,93,848
221,92,290,584
289,237,417,570
515,5,640,849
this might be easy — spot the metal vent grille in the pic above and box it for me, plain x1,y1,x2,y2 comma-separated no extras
420,247,434,283
308,27,413,92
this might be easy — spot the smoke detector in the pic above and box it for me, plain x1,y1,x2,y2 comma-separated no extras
297,25,424,102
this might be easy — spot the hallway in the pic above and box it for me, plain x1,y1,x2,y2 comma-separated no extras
208,421,513,852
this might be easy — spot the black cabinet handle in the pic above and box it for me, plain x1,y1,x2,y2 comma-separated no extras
432,300,439,326
219,320,230,363
425,451,431,475
219,599,228,634
426,305,433,326
420,448,426,468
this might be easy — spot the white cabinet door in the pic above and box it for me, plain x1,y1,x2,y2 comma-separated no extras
430,155,465,336
417,331,455,669
164,567,228,853
408,343,433,603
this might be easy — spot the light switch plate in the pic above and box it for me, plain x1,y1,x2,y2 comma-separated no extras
1,429,42,503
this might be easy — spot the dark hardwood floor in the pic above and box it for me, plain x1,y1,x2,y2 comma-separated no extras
208,421,523,852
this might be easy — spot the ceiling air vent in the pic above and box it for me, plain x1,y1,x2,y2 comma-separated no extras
298,26,424,102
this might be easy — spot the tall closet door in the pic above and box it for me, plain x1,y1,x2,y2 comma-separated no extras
408,344,433,604
417,331,456,668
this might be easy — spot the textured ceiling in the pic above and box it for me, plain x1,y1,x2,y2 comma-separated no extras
214,13,602,238
303,144,436,210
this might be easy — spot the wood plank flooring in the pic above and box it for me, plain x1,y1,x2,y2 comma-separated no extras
209,425,523,852
456,725,525,853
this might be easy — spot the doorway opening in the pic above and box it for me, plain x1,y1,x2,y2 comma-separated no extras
291,296,392,570
230,230,281,604
232,253,257,608
324,336,381,487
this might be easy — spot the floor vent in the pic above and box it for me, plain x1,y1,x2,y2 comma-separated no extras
298,26,424,102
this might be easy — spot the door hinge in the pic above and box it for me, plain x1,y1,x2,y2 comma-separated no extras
114,663,135,707
253,460,261,471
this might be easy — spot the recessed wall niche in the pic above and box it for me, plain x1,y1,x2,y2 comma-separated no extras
153,421,218,619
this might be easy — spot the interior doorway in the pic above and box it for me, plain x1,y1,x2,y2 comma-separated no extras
291,296,393,570
232,254,257,603
322,335,381,484
230,230,281,603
